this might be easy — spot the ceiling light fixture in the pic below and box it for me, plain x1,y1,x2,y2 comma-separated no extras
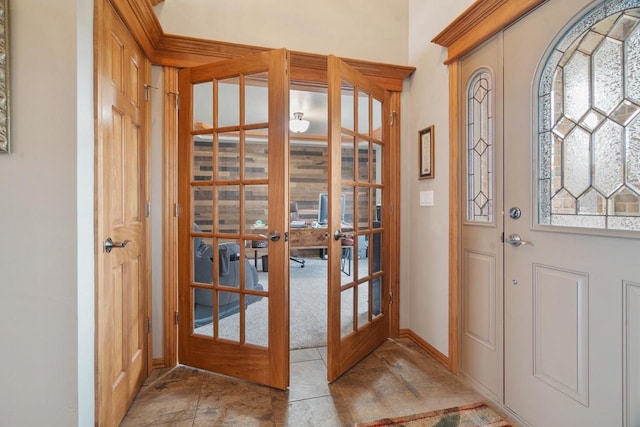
289,112,310,133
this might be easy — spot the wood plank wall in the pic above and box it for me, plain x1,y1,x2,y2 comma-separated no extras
191,140,369,233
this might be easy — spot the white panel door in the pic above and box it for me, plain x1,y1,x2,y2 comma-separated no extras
503,0,640,425
459,34,504,402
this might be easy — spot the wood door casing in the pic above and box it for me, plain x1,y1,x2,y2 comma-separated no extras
95,0,152,425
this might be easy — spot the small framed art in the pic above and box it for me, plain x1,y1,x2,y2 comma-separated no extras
418,125,434,179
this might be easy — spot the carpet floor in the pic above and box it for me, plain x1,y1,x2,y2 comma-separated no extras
196,256,370,349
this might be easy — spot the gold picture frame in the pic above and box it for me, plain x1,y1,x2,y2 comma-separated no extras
418,125,434,179
0,0,9,153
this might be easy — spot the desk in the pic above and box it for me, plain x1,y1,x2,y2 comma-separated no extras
251,226,331,248
289,227,331,248
251,226,354,274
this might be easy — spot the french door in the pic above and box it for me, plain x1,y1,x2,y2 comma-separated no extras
177,50,394,387
178,49,290,389
326,56,391,381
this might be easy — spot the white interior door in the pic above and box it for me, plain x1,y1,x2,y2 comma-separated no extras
503,0,640,425
458,34,504,402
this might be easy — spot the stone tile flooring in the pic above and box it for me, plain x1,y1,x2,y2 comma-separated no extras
121,339,516,426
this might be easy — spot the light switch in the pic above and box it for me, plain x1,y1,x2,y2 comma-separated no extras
420,190,434,207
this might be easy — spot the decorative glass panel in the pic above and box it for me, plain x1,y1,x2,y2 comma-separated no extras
466,69,494,223
538,2,640,231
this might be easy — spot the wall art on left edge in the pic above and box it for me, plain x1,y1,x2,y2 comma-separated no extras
0,0,9,154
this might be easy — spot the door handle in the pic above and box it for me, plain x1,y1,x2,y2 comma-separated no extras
104,237,131,253
268,231,281,242
333,230,354,241
505,233,533,247
258,231,281,242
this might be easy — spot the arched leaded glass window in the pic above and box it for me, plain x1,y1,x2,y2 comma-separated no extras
538,0,640,231
467,69,494,223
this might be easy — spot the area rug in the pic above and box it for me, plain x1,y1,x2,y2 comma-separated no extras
356,403,511,427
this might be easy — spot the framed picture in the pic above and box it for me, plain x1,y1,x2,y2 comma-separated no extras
0,0,9,154
418,125,434,179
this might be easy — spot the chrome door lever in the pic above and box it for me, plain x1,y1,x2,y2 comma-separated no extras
104,237,131,253
505,233,533,247
333,230,354,241
267,231,281,242
257,231,281,242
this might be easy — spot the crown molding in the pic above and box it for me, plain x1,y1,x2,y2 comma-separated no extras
432,0,548,64
108,0,414,91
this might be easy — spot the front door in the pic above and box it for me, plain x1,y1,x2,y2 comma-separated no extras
178,49,290,389
458,34,504,402
503,0,640,425
326,56,391,381
95,0,151,425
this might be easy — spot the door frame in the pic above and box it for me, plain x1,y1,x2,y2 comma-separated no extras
432,0,549,373
105,0,413,371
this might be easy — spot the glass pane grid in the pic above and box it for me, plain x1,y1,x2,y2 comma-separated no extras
539,5,640,232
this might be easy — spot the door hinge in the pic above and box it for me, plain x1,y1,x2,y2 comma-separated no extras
500,231,505,243
143,84,157,101
146,317,151,333
175,311,180,325
389,291,393,305
145,200,151,218
167,91,179,109
174,203,181,217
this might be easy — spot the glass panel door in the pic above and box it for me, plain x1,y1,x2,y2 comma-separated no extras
178,49,290,390
327,55,390,381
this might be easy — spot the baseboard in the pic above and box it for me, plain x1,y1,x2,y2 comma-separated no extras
398,328,450,369
152,358,166,370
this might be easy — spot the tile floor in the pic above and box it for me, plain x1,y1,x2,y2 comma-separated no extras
121,338,516,426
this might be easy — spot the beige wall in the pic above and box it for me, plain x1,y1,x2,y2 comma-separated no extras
402,0,475,355
0,0,94,425
155,0,409,65
0,1,476,423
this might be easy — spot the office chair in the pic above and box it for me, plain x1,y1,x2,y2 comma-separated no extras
289,201,306,268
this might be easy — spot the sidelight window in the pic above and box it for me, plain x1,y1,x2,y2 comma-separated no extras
467,69,495,223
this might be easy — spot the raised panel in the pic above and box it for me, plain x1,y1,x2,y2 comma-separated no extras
125,119,141,223
110,34,125,92
463,250,496,350
624,281,640,427
533,264,589,405
111,108,124,227
129,257,141,359
129,56,140,109
111,263,125,386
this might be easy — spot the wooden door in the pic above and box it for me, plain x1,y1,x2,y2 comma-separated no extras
458,34,504,402
326,55,391,381
178,49,290,389
503,0,640,425
95,0,151,425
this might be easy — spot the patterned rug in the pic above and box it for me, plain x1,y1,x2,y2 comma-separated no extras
357,403,512,427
